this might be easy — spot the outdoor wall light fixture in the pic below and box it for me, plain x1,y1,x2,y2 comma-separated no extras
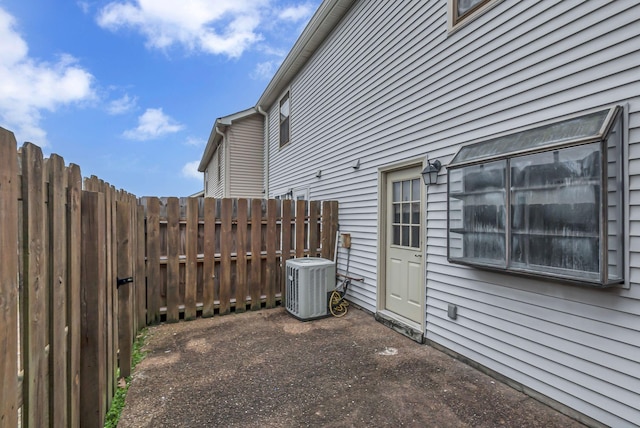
421,159,442,185
352,159,361,170
316,169,322,178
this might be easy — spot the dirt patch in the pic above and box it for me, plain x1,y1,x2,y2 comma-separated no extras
118,307,585,427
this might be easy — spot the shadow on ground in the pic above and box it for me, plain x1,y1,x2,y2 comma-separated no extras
119,307,585,427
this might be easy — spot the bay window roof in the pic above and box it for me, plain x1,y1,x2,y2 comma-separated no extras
449,107,620,168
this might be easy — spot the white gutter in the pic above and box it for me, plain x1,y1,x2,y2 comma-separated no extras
256,105,269,197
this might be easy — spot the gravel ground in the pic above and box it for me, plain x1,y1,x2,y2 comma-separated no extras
118,307,586,428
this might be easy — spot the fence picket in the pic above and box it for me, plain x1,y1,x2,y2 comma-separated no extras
166,197,180,322
136,204,146,329
117,201,133,378
21,143,49,428
48,154,68,428
80,191,106,428
250,199,262,310
185,198,198,320
236,199,248,312
296,200,306,258
309,200,319,258
66,164,82,428
102,183,115,405
219,199,232,315
145,197,161,324
0,129,19,428
321,201,333,260
281,200,293,303
266,199,277,308
202,198,216,317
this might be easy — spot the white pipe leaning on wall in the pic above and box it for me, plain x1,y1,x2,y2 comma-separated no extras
256,105,269,197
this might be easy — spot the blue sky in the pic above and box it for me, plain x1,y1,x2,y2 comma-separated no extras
0,0,319,196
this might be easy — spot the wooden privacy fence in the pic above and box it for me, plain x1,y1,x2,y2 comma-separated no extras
0,130,144,427
0,128,339,427
141,197,339,323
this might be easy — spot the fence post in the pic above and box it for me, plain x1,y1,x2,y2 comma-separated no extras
116,201,133,378
80,191,106,428
0,129,19,428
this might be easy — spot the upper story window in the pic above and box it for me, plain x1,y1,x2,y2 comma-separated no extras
447,106,624,287
449,0,495,29
280,91,290,147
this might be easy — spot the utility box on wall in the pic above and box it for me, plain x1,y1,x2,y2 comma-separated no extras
285,257,335,320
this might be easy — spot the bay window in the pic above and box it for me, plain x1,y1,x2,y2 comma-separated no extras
447,106,624,286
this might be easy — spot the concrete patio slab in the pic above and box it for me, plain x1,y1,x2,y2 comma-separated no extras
118,307,585,427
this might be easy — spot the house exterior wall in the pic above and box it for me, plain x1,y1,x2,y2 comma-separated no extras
227,115,264,198
205,146,226,198
264,0,640,426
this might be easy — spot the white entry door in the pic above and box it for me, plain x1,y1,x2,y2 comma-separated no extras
385,167,423,323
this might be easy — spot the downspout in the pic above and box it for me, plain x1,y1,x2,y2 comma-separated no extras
214,126,226,197
256,105,269,198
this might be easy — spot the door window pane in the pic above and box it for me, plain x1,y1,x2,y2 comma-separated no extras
391,177,422,249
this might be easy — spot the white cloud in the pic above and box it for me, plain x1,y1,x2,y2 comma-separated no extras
107,93,137,115
182,160,202,179
123,107,183,140
184,136,204,147
97,0,269,58
278,4,315,22
77,1,90,14
250,59,280,80
0,7,95,146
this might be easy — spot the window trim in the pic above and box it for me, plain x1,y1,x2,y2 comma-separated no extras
279,91,290,148
448,0,501,32
446,106,624,287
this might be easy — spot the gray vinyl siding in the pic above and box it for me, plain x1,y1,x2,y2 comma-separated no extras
209,147,225,198
227,115,264,198
265,0,640,425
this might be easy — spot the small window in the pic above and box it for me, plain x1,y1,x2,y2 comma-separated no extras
391,178,421,249
450,0,493,28
447,106,624,286
279,92,290,147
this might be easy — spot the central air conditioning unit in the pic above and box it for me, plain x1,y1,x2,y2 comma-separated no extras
286,257,335,320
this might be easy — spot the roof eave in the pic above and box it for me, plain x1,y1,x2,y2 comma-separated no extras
256,0,357,110
197,107,260,172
